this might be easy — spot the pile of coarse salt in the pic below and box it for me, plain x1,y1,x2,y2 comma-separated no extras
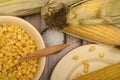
42,29,64,46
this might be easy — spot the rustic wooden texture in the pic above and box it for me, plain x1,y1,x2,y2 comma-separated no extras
23,14,90,80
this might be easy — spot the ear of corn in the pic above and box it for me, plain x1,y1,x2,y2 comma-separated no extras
73,62,120,80
67,0,104,27
62,24,120,48
0,0,47,16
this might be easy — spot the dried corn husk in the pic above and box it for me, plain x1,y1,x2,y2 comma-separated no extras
100,0,120,25
49,0,84,7
0,0,47,16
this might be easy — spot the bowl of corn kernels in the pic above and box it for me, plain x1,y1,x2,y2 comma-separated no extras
0,16,46,80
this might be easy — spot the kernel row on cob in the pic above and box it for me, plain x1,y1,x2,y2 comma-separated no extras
73,62,120,80
62,24,120,48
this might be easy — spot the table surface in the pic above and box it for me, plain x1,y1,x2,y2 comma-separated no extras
23,14,90,80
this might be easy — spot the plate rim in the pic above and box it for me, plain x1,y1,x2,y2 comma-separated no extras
50,44,96,80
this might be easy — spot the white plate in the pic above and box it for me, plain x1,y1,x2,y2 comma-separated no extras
50,44,120,80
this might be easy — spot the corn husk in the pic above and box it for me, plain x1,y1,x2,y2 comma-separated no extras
49,0,84,7
100,0,120,25
0,0,47,16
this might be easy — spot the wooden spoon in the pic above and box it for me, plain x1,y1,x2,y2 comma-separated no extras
18,44,69,63
6,44,69,71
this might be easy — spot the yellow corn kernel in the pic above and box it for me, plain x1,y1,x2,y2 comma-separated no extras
22,69,26,74
8,73,12,78
0,54,4,58
10,77,17,80
14,59,18,64
9,63,14,67
17,34,22,40
99,52,105,58
2,27,7,31
17,72,22,76
28,74,34,79
13,70,18,74
4,64,9,70
82,60,88,64
21,61,28,66
32,67,37,73
82,60,89,73
2,70,7,74
3,76,9,80
0,66,2,71
15,75,20,79
7,60,13,64
73,55,79,60
3,56,8,62
89,45,96,52
25,70,30,75
20,76,27,80
17,66,22,70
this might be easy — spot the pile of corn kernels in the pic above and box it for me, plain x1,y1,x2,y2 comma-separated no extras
0,24,38,80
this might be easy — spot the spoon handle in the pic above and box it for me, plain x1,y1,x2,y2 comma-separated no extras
18,44,69,63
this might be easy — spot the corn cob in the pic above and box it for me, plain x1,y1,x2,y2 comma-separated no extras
0,0,47,16
73,62,120,80
62,24,120,48
67,0,104,27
